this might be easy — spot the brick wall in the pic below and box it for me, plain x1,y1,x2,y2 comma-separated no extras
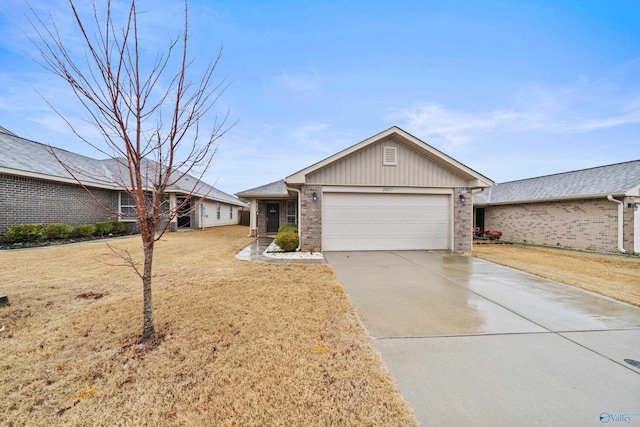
300,185,322,252
0,173,118,237
484,198,619,252
454,187,473,251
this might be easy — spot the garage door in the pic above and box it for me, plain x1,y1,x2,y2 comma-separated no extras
322,192,450,251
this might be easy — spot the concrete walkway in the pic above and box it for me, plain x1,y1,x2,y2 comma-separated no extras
324,251,640,427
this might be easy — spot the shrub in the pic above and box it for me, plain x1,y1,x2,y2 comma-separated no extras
74,224,96,237
278,223,298,233
110,221,126,234
275,230,299,252
484,229,503,240
94,222,114,236
4,224,46,243
46,223,74,239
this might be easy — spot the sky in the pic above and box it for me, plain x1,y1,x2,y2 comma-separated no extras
1,0,639,195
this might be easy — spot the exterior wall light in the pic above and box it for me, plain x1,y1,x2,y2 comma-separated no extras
312,192,318,202
459,193,466,204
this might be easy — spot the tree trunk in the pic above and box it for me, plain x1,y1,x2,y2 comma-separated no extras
141,243,156,342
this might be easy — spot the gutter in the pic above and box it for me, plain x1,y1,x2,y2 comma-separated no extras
607,195,627,253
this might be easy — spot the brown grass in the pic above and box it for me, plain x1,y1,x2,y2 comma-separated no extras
0,226,418,426
470,243,640,306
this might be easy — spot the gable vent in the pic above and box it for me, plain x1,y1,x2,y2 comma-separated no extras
383,146,397,166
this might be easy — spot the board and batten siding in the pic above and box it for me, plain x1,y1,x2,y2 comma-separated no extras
195,200,239,228
306,137,468,187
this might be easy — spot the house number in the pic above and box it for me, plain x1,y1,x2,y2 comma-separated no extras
382,187,393,192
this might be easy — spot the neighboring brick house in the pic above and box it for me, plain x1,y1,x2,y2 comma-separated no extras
473,160,640,254
0,127,246,237
236,126,494,252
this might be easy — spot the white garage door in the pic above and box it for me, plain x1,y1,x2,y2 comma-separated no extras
322,192,450,251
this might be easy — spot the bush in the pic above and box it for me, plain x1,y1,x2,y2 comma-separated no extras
275,230,299,252
278,223,298,233
4,224,46,243
46,223,74,239
94,222,114,236
74,224,96,237
484,229,503,240
110,221,126,234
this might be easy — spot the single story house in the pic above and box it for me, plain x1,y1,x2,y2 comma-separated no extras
473,160,640,254
236,126,494,252
0,126,247,237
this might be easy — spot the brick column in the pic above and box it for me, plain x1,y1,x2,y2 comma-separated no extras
300,185,322,252
453,187,473,252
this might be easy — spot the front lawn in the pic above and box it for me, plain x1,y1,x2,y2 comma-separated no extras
0,225,418,426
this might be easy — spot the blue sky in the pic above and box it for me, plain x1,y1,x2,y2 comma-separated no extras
1,0,639,194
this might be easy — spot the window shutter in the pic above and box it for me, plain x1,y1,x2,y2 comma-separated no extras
383,146,397,166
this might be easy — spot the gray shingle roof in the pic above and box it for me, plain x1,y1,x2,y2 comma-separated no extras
235,179,289,198
0,129,246,207
474,160,640,205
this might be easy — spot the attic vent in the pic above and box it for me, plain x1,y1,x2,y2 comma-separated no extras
383,146,397,166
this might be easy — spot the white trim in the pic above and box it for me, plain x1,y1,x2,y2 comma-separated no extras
321,185,453,195
0,166,119,190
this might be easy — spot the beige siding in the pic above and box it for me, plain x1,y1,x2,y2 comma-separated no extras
307,137,468,187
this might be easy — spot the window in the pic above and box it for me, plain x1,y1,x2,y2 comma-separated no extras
216,202,221,219
119,192,136,220
383,146,397,166
230,205,233,219
286,201,297,224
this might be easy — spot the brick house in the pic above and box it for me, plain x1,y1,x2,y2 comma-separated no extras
473,160,640,254
0,127,246,237
236,127,494,252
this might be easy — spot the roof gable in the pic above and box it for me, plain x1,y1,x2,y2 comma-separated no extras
286,126,493,188
475,160,640,205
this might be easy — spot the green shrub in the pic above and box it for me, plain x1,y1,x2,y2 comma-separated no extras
94,222,114,236
275,229,299,252
46,223,73,239
74,224,96,237
278,223,298,233
110,221,126,234
4,224,46,243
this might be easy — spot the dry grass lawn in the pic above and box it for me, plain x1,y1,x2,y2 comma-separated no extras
470,243,640,307
0,226,418,426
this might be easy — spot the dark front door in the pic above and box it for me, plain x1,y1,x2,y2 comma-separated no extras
475,208,485,233
266,203,280,233
177,198,191,228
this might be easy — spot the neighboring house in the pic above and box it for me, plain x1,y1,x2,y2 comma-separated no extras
236,126,494,252
0,127,247,237
473,160,640,254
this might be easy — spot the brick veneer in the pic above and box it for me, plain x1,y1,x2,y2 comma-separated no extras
0,173,118,237
454,187,473,251
300,185,322,252
483,198,621,252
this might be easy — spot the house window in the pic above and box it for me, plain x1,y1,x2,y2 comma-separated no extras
286,201,297,224
383,146,397,166
230,205,233,219
216,203,221,219
119,192,136,220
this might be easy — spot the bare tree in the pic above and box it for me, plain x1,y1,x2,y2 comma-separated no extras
23,0,231,342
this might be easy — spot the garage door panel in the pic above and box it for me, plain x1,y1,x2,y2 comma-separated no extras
322,193,450,251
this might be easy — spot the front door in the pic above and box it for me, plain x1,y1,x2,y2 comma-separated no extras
266,203,280,233
177,198,191,228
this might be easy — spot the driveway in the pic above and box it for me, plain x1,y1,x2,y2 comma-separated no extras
324,251,640,427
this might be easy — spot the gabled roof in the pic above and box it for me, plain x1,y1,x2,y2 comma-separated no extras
235,179,290,198
285,126,494,188
0,128,246,207
474,160,640,205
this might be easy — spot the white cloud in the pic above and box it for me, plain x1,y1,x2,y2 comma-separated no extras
275,70,321,92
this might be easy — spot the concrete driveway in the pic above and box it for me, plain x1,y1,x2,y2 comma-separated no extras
324,251,640,427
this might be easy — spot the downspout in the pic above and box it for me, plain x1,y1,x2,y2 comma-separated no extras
290,187,302,251
607,195,627,253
